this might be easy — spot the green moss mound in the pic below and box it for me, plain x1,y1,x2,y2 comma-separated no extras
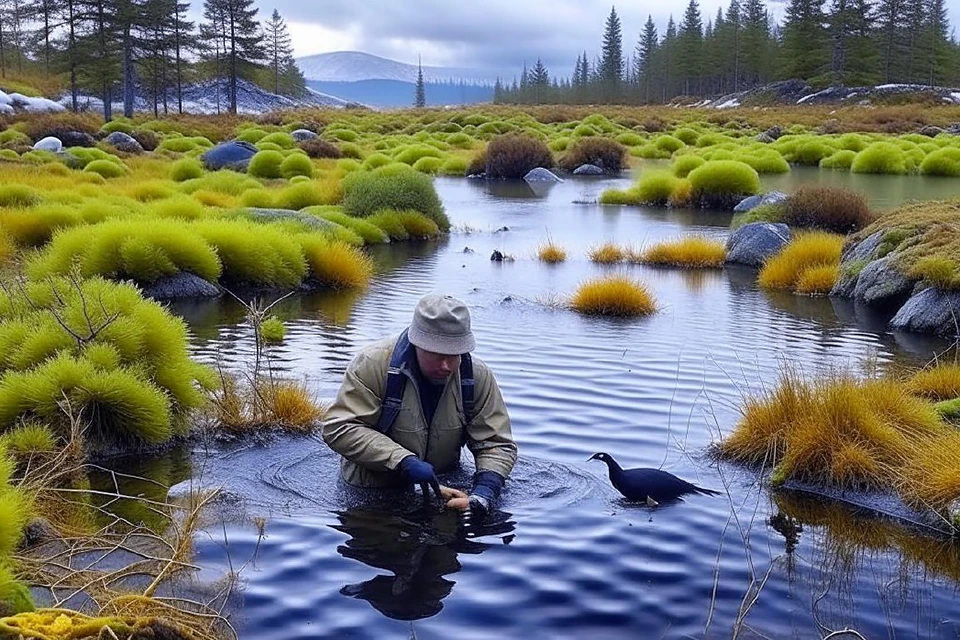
84,159,128,179
342,164,448,231
851,142,908,175
248,150,285,179
688,160,760,206
192,219,307,288
0,185,39,208
304,207,390,244
920,148,960,177
280,153,315,179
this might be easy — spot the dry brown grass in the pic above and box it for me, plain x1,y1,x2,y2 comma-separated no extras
537,241,567,263
209,374,326,432
758,232,844,294
905,363,960,401
302,240,374,289
569,275,657,317
588,242,626,264
783,185,875,233
637,236,726,268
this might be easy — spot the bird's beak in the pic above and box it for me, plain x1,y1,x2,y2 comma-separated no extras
587,454,598,462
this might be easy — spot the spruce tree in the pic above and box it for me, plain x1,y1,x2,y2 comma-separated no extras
263,9,292,95
530,57,549,103
599,6,623,99
202,0,263,114
780,0,829,81
741,0,773,87
922,0,952,84
678,0,704,95
414,57,425,107
171,0,194,112
636,16,658,103
26,0,58,73
875,0,905,82
724,0,743,91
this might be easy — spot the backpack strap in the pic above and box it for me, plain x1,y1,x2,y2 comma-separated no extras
375,329,411,434
375,329,476,435
459,353,475,423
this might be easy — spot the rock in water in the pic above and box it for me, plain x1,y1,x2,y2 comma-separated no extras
725,222,791,267
104,131,144,153
141,272,220,300
291,129,318,142
734,190,788,213
852,257,915,308
523,167,563,183
201,140,258,171
572,163,605,176
841,230,884,264
32,136,62,152
891,288,960,336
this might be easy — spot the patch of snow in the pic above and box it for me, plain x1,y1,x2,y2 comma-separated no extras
8,92,65,113
717,98,740,109
797,88,831,104
950,92,960,104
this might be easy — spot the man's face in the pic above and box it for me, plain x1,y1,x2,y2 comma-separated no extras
415,347,461,384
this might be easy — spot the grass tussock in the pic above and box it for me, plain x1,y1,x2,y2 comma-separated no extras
342,164,448,231
783,185,875,233
479,133,554,179
300,237,374,289
718,369,947,494
537,241,567,263
210,375,325,432
588,242,626,264
259,316,285,342
558,137,627,173
569,275,657,317
905,363,960,401
638,236,726,268
688,160,760,208
758,231,844,294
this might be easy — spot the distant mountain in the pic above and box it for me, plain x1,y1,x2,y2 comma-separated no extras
296,51,498,85
307,79,493,108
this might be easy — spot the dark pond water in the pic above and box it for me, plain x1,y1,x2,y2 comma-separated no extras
115,174,960,639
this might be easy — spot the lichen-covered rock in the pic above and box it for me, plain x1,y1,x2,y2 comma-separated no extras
890,288,960,336
756,126,783,143
853,257,915,308
32,136,62,152
523,167,563,183
725,222,791,267
141,272,220,299
291,129,318,142
734,190,788,213
201,140,258,171
59,131,97,147
572,163,605,176
245,207,338,230
104,131,144,153
918,125,945,137
831,266,860,298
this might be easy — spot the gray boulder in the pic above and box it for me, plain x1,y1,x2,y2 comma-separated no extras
756,126,783,143
852,257,915,308
523,167,563,183
246,207,338,231
756,132,777,144
32,136,62,152
60,131,97,147
841,230,884,263
733,191,788,213
831,266,860,298
891,288,960,336
141,272,220,300
725,222,791,267
572,163,605,176
291,129,318,142
201,140,258,171
918,125,945,137
104,131,144,153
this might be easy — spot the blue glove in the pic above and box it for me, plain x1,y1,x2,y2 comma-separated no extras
468,470,504,517
399,456,442,502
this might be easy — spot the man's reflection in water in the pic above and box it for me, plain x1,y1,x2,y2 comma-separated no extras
332,506,516,620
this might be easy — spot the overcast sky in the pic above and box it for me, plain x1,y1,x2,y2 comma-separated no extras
246,0,960,79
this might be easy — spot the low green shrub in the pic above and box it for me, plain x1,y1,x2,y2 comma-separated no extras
688,160,760,207
0,185,39,208
412,156,442,174
170,157,204,182
260,316,285,342
394,144,442,165
920,148,960,177
343,164,448,230
280,153,314,179
672,155,705,177
635,170,680,205
248,150,285,179
820,150,857,169
851,142,908,174
84,159,128,179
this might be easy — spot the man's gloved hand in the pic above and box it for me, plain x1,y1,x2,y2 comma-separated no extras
466,470,504,518
399,455,442,501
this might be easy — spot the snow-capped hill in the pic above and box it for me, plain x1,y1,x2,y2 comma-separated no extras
296,51,496,84
690,79,960,109
61,78,354,115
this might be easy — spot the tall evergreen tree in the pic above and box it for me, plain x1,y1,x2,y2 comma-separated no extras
780,0,829,80
414,56,425,107
202,0,263,114
599,6,624,99
922,0,952,84
875,0,905,82
636,16,658,103
26,0,59,73
678,0,704,95
170,0,194,112
741,0,774,87
530,57,549,103
263,9,292,95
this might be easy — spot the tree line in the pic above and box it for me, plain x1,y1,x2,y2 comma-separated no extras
496,0,957,105
0,0,306,118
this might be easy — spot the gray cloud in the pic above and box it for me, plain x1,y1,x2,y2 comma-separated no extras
247,0,960,80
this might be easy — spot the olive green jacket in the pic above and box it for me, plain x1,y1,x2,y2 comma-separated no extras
322,335,518,488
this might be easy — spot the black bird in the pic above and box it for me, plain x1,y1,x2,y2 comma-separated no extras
588,452,721,505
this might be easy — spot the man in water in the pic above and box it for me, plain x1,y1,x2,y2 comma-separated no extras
322,294,517,515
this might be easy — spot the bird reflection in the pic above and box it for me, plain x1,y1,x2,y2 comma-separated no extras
332,505,516,620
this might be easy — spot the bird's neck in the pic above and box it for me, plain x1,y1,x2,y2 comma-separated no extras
605,460,623,477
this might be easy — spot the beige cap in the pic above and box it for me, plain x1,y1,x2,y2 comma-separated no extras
407,294,476,355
